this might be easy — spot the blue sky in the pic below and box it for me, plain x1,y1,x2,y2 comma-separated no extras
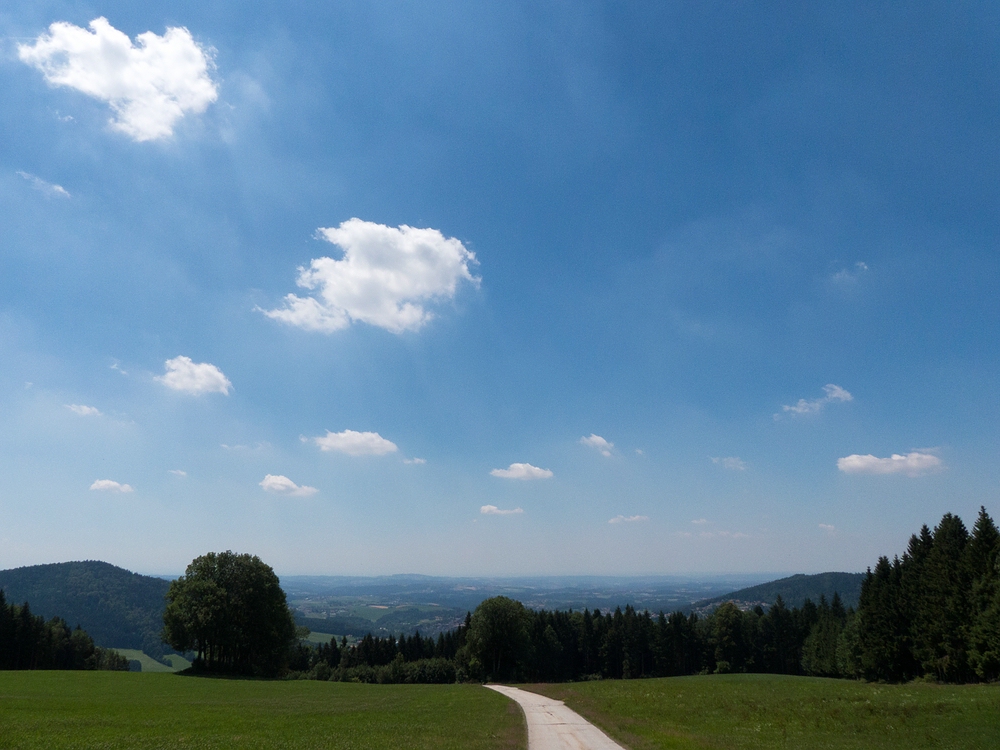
1,1,997,576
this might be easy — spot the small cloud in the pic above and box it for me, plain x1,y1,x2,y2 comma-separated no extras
168,469,187,477
580,434,613,457
832,261,869,284
675,531,693,538
66,404,100,416
635,448,644,455
718,531,750,539
404,457,426,465
691,518,708,525
481,505,524,516
18,17,218,141
89,479,133,493
837,451,942,477
778,384,852,418
260,474,318,497
711,456,747,471
313,429,398,456
608,515,649,524
261,219,480,334
819,523,836,534
17,171,70,198
110,361,128,376
157,356,231,395
490,463,553,480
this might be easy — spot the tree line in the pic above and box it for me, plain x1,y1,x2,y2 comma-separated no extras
0,590,128,671
282,507,999,684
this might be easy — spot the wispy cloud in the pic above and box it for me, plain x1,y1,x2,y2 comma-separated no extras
837,451,942,477
89,479,133,493
691,518,708,525
168,469,187,477
481,505,524,516
819,523,836,535
260,474,317,497
711,456,746,471
262,219,479,334
157,356,231,395
18,17,217,141
608,515,649,524
580,433,613,457
490,463,553,480
778,384,852,418
313,429,398,456
832,261,869,284
66,404,100,416
17,171,70,198
404,457,426,465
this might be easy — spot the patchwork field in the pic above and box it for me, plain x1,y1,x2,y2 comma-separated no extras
528,674,1000,750
0,672,524,750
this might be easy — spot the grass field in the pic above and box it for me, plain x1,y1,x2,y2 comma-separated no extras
111,649,192,673
0,672,524,750
527,674,1000,750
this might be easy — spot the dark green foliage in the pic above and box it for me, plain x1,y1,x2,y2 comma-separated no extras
854,508,1000,683
697,572,865,610
0,561,171,657
466,596,533,681
0,590,127,671
162,551,297,677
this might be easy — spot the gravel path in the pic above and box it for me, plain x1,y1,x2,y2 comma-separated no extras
485,685,626,750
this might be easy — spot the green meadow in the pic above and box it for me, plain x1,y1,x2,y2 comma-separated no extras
0,672,524,750
111,649,192,673
528,674,1000,750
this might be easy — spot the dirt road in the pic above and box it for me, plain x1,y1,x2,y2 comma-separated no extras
485,685,626,750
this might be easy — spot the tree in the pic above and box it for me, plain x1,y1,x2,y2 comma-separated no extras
466,596,532,681
162,551,296,677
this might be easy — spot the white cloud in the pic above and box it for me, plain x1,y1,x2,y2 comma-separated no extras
261,219,479,334
168,469,187,477
580,434,613,457
18,17,217,141
89,479,133,493
156,356,231,395
779,384,853,417
692,518,708,525
110,361,128,376
17,171,70,198
313,429,398,456
404,457,427,465
260,474,318,497
481,505,524,516
711,456,747,471
66,404,100,416
832,261,869,284
819,523,836,534
635,448,644,455
490,463,553,480
608,515,649,524
837,451,942,477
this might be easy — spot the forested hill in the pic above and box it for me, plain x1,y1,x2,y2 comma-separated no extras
695,572,865,611
0,561,171,658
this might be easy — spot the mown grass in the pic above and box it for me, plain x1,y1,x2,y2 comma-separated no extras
111,649,189,673
0,672,525,750
527,674,1000,750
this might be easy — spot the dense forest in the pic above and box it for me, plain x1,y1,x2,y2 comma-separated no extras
287,507,999,685
0,590,128,670
0,561,171,658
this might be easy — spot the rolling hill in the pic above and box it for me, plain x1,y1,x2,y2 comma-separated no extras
0,561,172,658
694,572,865,612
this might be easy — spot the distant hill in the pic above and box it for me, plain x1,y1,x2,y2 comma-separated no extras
0,561,172,658
694,572,865,612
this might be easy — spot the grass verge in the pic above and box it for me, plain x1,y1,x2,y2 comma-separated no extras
0,671,524,750
526,674,1000,750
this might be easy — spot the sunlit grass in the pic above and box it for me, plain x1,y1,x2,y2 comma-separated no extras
0,671,524,750
527,674,1000,749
